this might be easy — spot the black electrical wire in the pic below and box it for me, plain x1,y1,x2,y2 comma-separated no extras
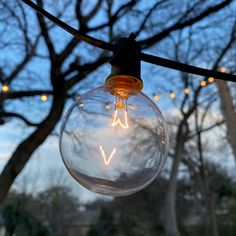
20,0,236,82
20,0,115,51
140,53,235,82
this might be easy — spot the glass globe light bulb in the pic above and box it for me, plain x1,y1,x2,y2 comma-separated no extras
59,76,169,196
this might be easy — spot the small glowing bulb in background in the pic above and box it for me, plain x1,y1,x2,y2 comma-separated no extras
153,94,159,101
169,91,176,99
1,84,9,93
208,77,215,83
220,67,227,73
128,104,136,110
200,80,207,87
105,102,111,110
40,94,48,102
184,88,190,95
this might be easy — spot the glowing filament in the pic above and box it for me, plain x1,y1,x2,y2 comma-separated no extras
99,145,117,166
111,110,129,129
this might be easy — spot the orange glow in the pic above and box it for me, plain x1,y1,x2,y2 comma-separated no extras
220,67,226,73
1,84,9,93
184,88,190,95
111,110,129,129
40,94,48,101
99,145,117,166
154,95,159,101
105,103,111,110
170,91,176,99
200,80,207,87
208,77,215,83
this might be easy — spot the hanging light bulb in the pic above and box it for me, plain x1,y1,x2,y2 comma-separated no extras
184,87,190,95
1,84,9,93
200,80,207,87
208,77,214,83
105,102,111,110
220,67,227,73
59,35,169,196
153,94,159,101
169,91,176,99
40,94,48,102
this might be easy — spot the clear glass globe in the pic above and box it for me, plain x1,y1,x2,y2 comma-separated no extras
59,84,169,196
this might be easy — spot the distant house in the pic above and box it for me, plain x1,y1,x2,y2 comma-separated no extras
0,214,5,236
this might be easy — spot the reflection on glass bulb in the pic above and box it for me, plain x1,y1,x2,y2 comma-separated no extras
99,145,117,166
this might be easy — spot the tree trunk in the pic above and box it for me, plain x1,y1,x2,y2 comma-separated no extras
162,172,181,236
208,194,219,236
161,123,186,236
199,164,219,236
216,80,236,160
196,108,220,236
0,72,65,206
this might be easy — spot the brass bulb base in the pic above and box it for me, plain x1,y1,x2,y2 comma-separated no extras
105,75,143,98
105,34,143,98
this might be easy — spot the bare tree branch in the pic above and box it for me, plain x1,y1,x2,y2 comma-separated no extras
0,111,39,126
139,0,233,48
36,0,56,60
